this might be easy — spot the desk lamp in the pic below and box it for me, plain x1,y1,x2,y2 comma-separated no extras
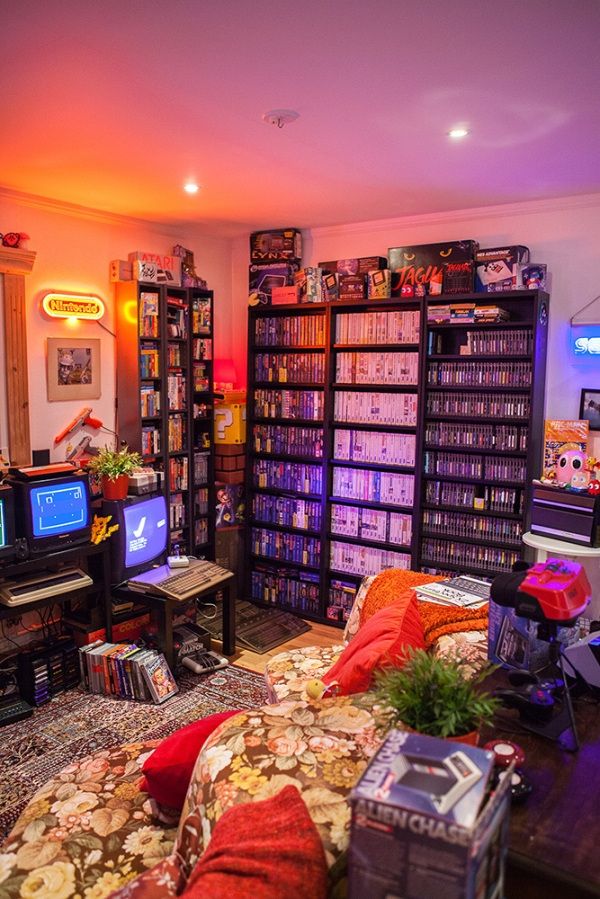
490,558,591,752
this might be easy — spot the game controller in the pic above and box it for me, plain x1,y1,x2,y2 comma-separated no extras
494,681,556,723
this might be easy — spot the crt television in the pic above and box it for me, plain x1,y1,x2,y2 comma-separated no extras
9,473,91,555
0,483,16,563
102,493,168,584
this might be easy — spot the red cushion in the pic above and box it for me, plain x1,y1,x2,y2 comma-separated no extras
183,785,328,899
140,709,242,809
322,590,425,694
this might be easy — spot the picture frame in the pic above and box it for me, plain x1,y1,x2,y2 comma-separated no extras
46,337,101,401
579,389,600,432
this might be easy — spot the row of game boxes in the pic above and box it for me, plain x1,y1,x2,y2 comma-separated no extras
79,641,178,704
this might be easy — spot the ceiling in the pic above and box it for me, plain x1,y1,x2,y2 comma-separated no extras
2,0,599,237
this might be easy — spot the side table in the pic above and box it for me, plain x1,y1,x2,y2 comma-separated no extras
112,573,236,671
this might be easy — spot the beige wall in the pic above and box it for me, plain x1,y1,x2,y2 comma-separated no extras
0,190,233,462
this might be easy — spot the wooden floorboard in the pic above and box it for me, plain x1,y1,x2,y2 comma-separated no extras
221,619,343,675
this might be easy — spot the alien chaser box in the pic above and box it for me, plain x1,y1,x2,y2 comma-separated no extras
349,730,511,899
389,241,478,297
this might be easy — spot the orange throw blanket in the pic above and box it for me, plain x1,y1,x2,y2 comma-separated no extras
359,569,446,627
417,600,489,650
357,567,488,651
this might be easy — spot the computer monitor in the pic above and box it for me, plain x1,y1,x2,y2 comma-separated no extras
9,473,91,555
0,483,16,563
102,493,168,584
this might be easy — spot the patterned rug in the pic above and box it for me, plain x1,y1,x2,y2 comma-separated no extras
0,665,268,843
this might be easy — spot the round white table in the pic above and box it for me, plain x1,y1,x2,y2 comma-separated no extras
522,531,600,618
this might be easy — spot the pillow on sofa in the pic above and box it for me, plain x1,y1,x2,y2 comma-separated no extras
183,785,328,899
322,590,425,695
140,709,242,809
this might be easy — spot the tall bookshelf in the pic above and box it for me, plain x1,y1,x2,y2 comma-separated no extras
418,289,548,579
246,290,549,626
326,300,424,621
115,281,216,559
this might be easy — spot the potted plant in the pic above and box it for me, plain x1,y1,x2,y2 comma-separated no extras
373,648,500,745
87,444,143,500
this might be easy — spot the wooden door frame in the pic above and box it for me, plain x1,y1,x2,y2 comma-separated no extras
0,247,36,466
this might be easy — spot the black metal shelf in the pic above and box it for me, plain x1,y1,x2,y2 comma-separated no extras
421,503,522,520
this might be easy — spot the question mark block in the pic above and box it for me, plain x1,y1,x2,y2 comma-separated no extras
214,403,247,444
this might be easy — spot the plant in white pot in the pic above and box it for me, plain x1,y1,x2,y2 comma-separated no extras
87,445,143,500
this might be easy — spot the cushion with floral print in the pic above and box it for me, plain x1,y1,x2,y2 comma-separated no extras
175,692,391,879
0,741,176,899
264,644,346,703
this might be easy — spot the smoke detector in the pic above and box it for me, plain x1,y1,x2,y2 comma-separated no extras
262,109,300,129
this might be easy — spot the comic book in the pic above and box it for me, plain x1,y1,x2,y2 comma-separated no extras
543,419,589,479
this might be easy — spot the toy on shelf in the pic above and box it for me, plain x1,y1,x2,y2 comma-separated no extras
173,244,207,289
0,232,29,248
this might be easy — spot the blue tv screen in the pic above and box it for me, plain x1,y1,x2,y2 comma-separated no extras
123,495,167,569
30,479,90,538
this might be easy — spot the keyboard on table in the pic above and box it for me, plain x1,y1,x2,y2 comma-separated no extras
153,561,231,599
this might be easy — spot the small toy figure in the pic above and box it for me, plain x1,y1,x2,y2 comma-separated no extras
555,447,587,486
0,232,29,248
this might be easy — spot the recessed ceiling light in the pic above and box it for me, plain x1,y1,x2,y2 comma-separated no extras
448,128,470,139
184,182,200,194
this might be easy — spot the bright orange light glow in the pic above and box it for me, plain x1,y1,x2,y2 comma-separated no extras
123,299,138,325
42,292,105,320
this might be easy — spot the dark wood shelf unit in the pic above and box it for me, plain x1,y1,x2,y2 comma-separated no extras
246,289,548,618
115,281,216,558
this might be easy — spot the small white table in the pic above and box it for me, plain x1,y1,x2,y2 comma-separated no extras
522,531,600,560
522,531,600,618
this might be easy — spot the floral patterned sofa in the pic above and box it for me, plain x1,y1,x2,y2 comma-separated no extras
265,572,489,703
0,693,383,898
0,570,489,897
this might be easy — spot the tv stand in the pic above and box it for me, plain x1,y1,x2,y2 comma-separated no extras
0,542,111,638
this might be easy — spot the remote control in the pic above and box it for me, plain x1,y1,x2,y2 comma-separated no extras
167,555,189,568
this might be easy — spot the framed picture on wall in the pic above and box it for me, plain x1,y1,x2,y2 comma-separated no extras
579,389,600,431
46,337,101,401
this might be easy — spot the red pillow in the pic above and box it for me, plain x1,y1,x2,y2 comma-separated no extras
322,591,425,694
140,709,242,809
183,786,328,899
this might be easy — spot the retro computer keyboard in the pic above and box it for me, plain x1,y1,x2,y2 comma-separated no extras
127,559,233,601
0,568,93,606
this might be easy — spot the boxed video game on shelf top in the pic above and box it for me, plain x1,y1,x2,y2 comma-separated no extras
246,231,548,305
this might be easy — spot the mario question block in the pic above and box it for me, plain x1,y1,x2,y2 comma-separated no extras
214,403,247,445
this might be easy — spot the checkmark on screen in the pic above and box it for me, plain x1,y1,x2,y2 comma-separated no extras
133,517,146,538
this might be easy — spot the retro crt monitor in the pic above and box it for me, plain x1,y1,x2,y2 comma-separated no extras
102,493,168,584
0,483,16,562
9,473,91,555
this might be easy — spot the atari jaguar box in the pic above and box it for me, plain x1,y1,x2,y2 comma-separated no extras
349,729,511,899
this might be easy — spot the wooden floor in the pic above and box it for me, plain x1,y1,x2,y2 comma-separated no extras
224,619,342,674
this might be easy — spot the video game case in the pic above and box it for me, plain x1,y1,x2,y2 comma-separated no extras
139,653,178,704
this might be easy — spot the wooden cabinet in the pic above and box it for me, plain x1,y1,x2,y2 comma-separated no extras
115,281,215,558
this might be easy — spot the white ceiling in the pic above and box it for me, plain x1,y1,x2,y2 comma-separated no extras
2,0,599,237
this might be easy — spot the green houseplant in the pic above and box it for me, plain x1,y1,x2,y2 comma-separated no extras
87,445,143,499
373,648,499,742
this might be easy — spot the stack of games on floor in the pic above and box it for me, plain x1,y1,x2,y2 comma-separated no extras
78,642,178,703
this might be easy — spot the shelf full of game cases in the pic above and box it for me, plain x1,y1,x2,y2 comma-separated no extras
115,282,216,558
246,291,548,625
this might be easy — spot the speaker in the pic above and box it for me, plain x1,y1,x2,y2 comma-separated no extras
14,538,29,561
32,449,50,466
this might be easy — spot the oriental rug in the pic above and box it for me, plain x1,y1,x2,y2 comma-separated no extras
0,665,268,843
